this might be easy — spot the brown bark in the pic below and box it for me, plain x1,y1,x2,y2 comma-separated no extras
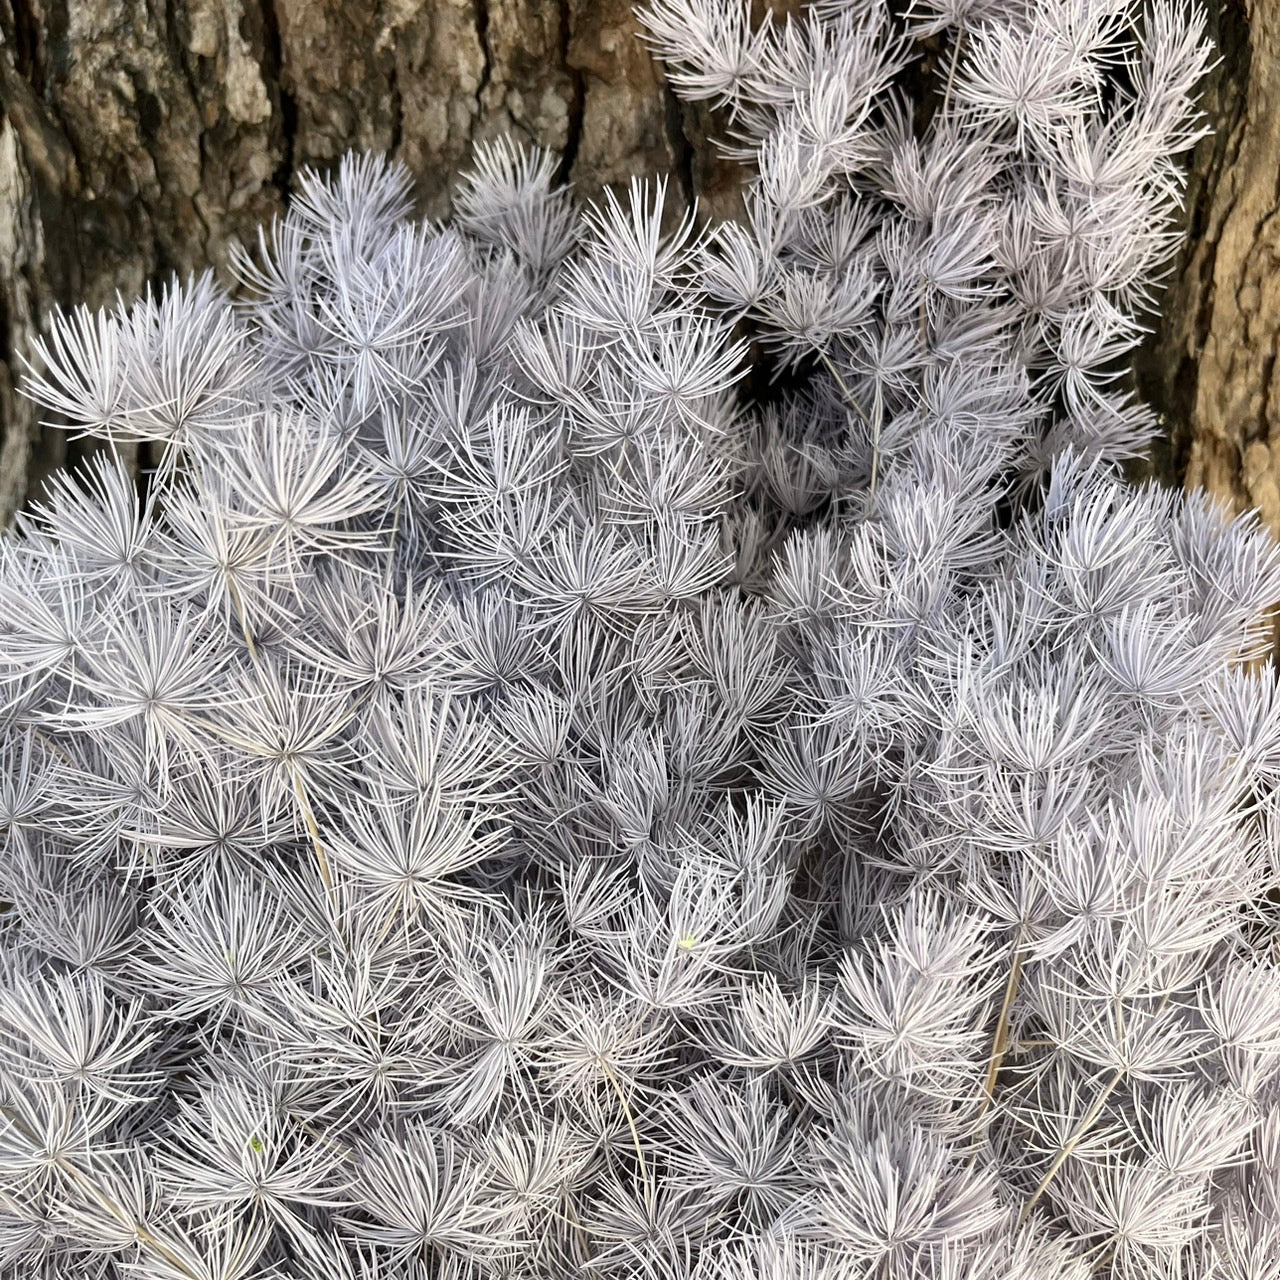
1136,0,1280,531
0,0,748,526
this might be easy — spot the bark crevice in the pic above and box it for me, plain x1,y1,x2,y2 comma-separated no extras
8,0,42,90
556,0,585,187
1136,0,1253,492
475,0,493,115
259,0,296,204
662,82,695,212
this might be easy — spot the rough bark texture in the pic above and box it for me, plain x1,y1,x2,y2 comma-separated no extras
0,0,1271,534
1135,0,1280,531
0,0,759,526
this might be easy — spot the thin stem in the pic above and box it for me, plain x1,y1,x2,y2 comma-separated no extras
941,27,967,119
979,928,1027,1119
225,572,338,908
371,883,413,954
870,379,883,497
1018,1066,1125,1225
227,577,259,665
561,1189,595,1267
816,349,870,427
1018,990,1172,1224
31,726,77,768
600,1060,656,1214
291,768,335,897
382,502,402,594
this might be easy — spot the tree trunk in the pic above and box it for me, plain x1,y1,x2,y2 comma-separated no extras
1132,0,1280,543
0,0,1270,530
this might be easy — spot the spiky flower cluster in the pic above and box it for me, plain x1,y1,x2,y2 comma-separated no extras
2,1,1279,1278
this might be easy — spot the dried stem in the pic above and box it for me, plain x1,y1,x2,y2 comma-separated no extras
979,928,1027,1118
1018,1065,1125,1225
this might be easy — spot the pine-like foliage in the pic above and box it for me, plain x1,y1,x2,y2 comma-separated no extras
3,3,1280,1279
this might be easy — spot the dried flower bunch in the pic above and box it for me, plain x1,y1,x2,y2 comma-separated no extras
3,0,1280,1277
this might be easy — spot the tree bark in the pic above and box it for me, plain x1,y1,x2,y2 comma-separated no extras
1135,0,1280,534
0,0,1270,531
